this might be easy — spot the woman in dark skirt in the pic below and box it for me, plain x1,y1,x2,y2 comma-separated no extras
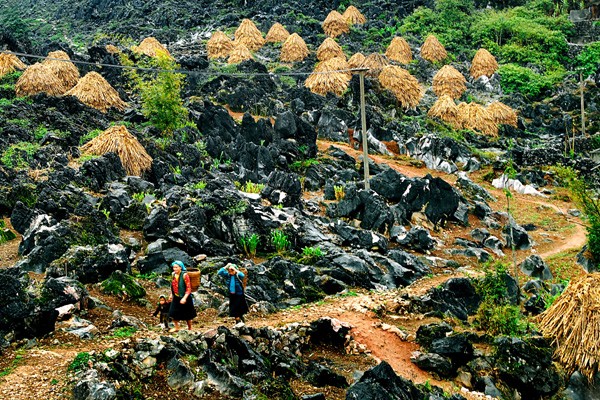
168,260,196,332
218,263,249,323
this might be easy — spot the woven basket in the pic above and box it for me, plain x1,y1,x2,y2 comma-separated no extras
187,268,201,291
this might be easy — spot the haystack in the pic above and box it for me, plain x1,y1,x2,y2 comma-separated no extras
342,5,366,25
280,33,309,62
15,63,67,97
105,45,120,54
317,37,345,61
379,65,423,109
386,37,412,64
132,37,172,59
266,23,290,43
428,95,459,124
323,10,349,38
207,31,234,59
457,102,498,136
470,48,498,79
538,274,600,381
43,50,79,91
234,19,265,51
421,35,447,63
65,72,128,113
304,57,350,96
0,52,27,78
347,52,366,69
360,53,389,77
80,125,152,176
432,65,466,99
488,101,517,127
228,42,253,64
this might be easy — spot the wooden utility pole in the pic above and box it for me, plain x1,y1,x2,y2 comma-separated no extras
357,68,370,190
580,72,586,137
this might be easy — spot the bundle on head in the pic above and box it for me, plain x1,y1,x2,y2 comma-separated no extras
457,102,498,136
386,37,412,64
80,125,152,176
15,63,67,97
347,52,366,70
280,33,309,62
234,19,265,51
304,57,350,96
322,10,349,38
360,53,389,78
266,22,290,43
470,48,498,79
428,94,459,125
42,50,79,92
487,101,518,127
0,52,27,78
65,71,128,113
132,37,172,59
228,42,253,64
421,35,447,63
317,37,345,62
538,274,600,382
207,31,234,59
432,65,466,99
342,5,366,25
105,44,120,54
379,65,423,109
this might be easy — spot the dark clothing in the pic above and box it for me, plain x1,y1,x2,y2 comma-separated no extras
169,272,197,321
229,293,249,318
153,301,171,328
217,267,248,319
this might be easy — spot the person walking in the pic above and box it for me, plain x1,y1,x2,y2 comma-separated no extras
217,263,249,324
168,260,196,332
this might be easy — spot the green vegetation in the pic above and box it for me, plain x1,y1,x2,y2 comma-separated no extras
271,229,291,254
240,233,260,258
1,142,40,169
188,181,207,191
79,128,103,145
100,271,147,300
498,63,564,98
0,220,17,244
333,185,345,201
68,352,91,372
111,326,137,338
300,246,324,263
0,349,25,379
240,181,265,194
290,158,319,172
576,42,600,78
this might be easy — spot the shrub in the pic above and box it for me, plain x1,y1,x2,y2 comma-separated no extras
68,352,91,372
240,233,260,258
1,142,39,169
576,42,600,79
0,220,16,244
271,229,291,254
498,63,562,98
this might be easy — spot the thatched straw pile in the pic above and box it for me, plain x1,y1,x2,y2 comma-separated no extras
428,95,459,124
80,125,152,176
65,72,128,113
305,57,350,96
105,45,120,54
432,65,466,99
0,52,27,78
133,37,172,59
280,33,309,62
470,48,498,79
421,35,447,63
207,31,234,59
234,19,265,51
323,10,349,38
348,52,366,69
43,50,79,91
379,65,423,109
386,37,412,64
317,37,345,61
360,53,389,77
228,42,253,64
488,101,518,127
538,274,600,381
342,5,366,25
457,102,498,136
15,63,67,97
266,23,290,43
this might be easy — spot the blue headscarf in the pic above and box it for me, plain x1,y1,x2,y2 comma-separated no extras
171,260,186,271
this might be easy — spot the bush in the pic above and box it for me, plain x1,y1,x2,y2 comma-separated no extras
1,142,40,169
68,352,91,372
271,229,290,254
240,233,260,258
498,63,562,98
576,42,600,78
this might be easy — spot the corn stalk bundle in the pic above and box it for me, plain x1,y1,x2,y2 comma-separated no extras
65,71,128,113
322,10,349,38
342,5,366,25
347,52,366,70
386,37,412,64
234,19,265,51
207,31,234,59
379,65,423,109
470,48,498,79
105,45,120,54
228,42,254,64
280,33,309,62
0,52,27,78
487,101,517,127
432,65,466,99
360,53,390,78
266,22,290,43
457,102,498,136
43,50,79,92
421,35,447,63
132,37,173,59
80,125,152,176
15,63,67,97
317,37,345,61
428,95,459,124
304,57,350,96
538,274,600,382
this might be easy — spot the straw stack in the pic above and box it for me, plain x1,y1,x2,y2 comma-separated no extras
342,5,366,25
228,42,254,64
322,10,349,38
43,50,79,92
421,35,447,63
15,63,67,97
348,52,366,69
0,52,27,78
207,31,234,59
105,45,120,54
266,23,290,43
133,37,172,59
80,125,152,176
317,37,345,61
234,19,265,51
65,72,128,113
305,57,350,96
428,95,459,125
488,101,518,127
280,33,309,62
470,48,499,79
360,53,389,77
379,65,423,109
457,102,498,136
386,37,412,64
432,65,466,99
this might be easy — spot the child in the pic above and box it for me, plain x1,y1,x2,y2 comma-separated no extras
151,295,171,330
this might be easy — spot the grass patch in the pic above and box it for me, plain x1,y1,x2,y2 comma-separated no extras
111,326,137,338
0,349,25,380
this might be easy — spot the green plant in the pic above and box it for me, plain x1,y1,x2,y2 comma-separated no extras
188,181,207,191
0,220,17,244
271,229,291,254
300,246,325,263
111,326,137,338
100,209,111,220
334,185,345,201
241,181,265,194
79,128,102,145
0,349,25,379
498,63,564,98
50,378,59,385
1,142,40,169
290,158,319,172
132,192,146,202
68,352,91,372
240,233,260,258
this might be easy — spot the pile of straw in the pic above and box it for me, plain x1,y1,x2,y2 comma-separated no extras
0,52,26,78
132,37,172,59
432,65,466,99
43,50,79,92
305,57,350,96
323,10,349,38
348,52,366,69
15,63,66,97
428,95,459,124
342,5,366,25
360,53,389,77
207,31,234,59
234,19,265,51
65,72,128,113
538,274,600,382
280,33,309,62
421,35,447,63
228,42,253,64
266,22,290,43
379,65,423,109
80,125,152,176
386,37,412,64
105,45,120,54
470,48,498,79
317,37,345,61
457,102,498,136
488,101,518,127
